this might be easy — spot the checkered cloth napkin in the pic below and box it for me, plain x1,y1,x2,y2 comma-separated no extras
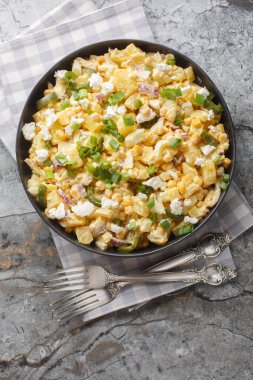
0,0,252,323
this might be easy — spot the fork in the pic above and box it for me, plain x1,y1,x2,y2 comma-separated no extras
44,232,231,293
51,262,237,321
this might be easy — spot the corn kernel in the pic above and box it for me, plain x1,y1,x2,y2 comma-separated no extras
223,158,231,168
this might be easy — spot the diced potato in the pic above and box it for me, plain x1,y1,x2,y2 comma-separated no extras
95,209,113,218
116,116,136,137
182,162,198,177
57,141,83,167
113,69,138,97
139,218,152,233
57,108,76,125
183,145,201,165
184,66,195,83
160,187,180,203
59,214,87,228
27,174,41,196
160,99,178,123
75,226,93,244
185,183,201,197
46,190,60,209
188,205,208,219
201,160,217,187
147,225,169,245
84,114,103,132
133,199,149,217
141,146,154,164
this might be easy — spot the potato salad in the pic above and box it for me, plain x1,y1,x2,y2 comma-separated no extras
23,43,231,252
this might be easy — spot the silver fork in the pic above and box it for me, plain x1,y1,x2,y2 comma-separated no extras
48,233,233,321
44,233,231,293
51,263,237,321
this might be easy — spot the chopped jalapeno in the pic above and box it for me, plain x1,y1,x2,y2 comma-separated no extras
45,170,54,179
194,93,205,106
111,172,122,184
220,181,228,190
213,156,221,163
60,99,70,110
87,186,101,206
223,174,230,183
150,213,158,222
160,219,171,230
160,87,182,100
37,184,47,208
134,99,142,109
147,164,157,175
45,141,52,150
43,160,53,167
177,224,194,236
117,236,140,253
79,89,88,98
169,138,182,148
128,220,137,230
65,71,77,80
109,91,125,105
201,131,218,146
146,197,155,209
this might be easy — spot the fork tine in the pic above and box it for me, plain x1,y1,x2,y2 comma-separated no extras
44,272,89,282
44,278,89,288
43,266,88,276
50,290,90,307
52,289,97,311
44,284,89,292
54,292,97,314
56,298,104,321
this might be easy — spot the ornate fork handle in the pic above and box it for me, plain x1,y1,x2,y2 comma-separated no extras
106,263,237,286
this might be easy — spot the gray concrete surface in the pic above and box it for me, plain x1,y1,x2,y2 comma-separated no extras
0,0,253,379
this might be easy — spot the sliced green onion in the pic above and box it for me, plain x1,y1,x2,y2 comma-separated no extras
37,184,47,208
87,186,101,206
117,236,140,253
109,139,120,151
144,65,152,71
160,87,182,100
60,99,70,110
79,89,88,99
121,173,130,179
111,172,122,184
213,156,221,163
194,93,205,106
72,91,79,101
201,131,218,146
106,183,114,190
109,91,125,105
36,92,58,110
134,99,142,109
65,71,77,80
128,220,136,230
45,170,54,179
87,163,98,176
178,224,194,236
160,219,171,230
139,116,159,129
76,142,90,159
223,174,230,183
147,164,157,175
90,152,101,162
220,181,228,190
55,153,69,166
174,116,184,126
123,115,134,126
72,122,81,131
146,197,155,209
90,135,97,147
75,82,90,90
169,138,182,148
43,160,53,167
150,213,158,222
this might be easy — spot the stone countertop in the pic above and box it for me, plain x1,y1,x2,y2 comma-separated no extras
0,1,253,379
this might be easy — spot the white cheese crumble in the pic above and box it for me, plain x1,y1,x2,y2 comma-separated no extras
88,73,103,90
196,87,209,99
208,125,216,133
117,105,127,115
72,201,95,217
65,116,84,135
181,85,191,95
38,126,52,141
22,122,35,140
170,199,182,215
184,216,198,224
135,69,150,79
183,199,192,206
70,96,79,106
101,196,119,209
143,176,164,190
101,81,114,95
104,105,118,119
80,98,89,109
44,109,58,128
167,170,178,180
155,63,173,72
123,151,134,169
49,203,66,219
194,157,205,167
201,145,216,156
207,109,215,120
110,223,124,234
136,109,156,124
182,101,192,108
138,192,148,200
54,70,67,79
36,149,49,163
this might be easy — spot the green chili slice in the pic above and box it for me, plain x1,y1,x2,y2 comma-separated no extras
36,92,58,110
87,186,101,206
117,236,140,253
37,184,47,208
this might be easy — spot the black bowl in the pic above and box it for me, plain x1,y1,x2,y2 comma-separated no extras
16,39,236,258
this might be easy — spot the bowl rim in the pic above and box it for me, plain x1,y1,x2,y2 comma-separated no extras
16,38,236,258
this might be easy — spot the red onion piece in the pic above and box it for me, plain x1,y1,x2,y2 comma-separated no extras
57,189,73,206
181,133,189,140
96,93,104,102
109,237,128,247
137,83,159,97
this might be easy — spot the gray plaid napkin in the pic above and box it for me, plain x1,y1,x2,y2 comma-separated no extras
0,0,252,323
